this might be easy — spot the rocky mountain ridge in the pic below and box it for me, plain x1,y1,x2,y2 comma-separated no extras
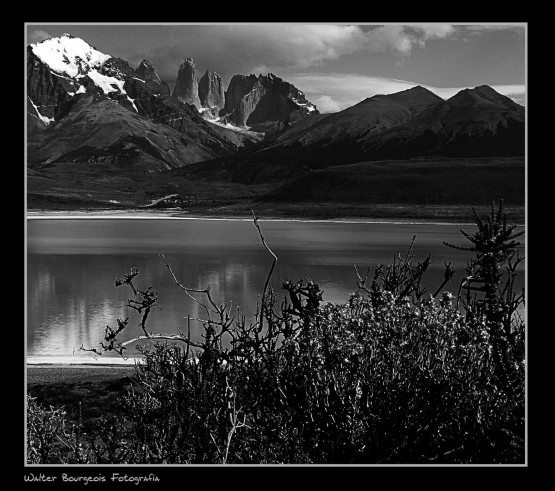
27,34,321,172
222,73,318,127
198,70,226,115
26,34,271,170
27,33,524,192
172,57,201,108
170,59,319,128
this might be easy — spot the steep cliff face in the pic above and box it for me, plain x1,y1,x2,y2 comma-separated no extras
135,59,171,96
198,70,225,113
135,59,160,83
27,47,76,123
223,73,318,127
172,58,200,108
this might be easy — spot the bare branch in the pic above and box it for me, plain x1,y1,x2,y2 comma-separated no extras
120,334,204,350
354,264,372,295
160,253,219,317
252,211,277,330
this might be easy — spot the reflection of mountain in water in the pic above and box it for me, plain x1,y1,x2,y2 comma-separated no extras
27,256,130,358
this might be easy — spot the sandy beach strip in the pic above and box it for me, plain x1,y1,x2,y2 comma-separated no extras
27,364,137,385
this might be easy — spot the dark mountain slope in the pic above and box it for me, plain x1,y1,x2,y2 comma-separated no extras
175,86,447,183
27,95,222,172
222,73,318,127
178,85,524,184
272,85,443,147
363,85,525,158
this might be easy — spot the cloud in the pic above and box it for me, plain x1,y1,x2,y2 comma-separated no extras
287,73,419,112
461,24,525,33
126,24,460,84
413,24,457,39
28,29,51,43
313,95,342,113
286,73,526,113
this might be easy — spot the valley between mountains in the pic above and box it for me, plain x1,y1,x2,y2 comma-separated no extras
26,34,525,222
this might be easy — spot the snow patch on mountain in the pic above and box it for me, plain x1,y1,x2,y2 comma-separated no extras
28,96,54,125
31,33,111,78
291,97,316,112
66,85,87,97
208,119,263,136
127,96,138,112
88,70,125,94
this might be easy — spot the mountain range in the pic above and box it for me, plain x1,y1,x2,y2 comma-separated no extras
26,34,525,216
180,84,524,184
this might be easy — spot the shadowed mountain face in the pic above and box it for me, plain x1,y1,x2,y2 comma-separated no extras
223,73,318,127
362,85,526,159
172,58,201,108
179,85,525,184
265,84,524,161
176,86,446,182
27,96,224,172
198,70,225,114
277,85,444,147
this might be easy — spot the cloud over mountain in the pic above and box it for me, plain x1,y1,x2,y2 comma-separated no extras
285,73,526,113
128,25,462,85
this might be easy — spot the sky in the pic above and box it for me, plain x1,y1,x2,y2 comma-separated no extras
25,23,526,113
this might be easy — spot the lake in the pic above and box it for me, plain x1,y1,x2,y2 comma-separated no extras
26,217,525,363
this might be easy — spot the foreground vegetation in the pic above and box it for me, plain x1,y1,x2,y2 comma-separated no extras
27,202,525,464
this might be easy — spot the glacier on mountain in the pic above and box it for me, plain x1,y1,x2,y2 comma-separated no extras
30,33,111,78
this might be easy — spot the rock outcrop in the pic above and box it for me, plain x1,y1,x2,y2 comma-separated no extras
198,70,225,113
223,73,318,127
135,59,161,83
172,58,200,108
135,59,170,95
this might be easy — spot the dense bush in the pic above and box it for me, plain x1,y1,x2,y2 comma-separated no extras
27,202,525,464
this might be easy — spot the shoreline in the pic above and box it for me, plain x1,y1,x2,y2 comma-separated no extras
27,362,140,368
24,198,527,226
25,209,525,227
26,213,477,226
27,355,141,366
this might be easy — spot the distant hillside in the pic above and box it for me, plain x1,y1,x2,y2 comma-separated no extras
362,85,525,159
261,157,525,206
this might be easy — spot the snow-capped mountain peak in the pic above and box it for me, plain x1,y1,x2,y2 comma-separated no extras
30,34,111,78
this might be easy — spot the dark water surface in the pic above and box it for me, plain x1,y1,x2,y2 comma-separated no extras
26,218,525,362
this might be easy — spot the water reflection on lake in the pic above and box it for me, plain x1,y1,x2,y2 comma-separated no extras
26,218,525,362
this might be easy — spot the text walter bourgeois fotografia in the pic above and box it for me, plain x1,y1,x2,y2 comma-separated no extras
24,472,160,485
